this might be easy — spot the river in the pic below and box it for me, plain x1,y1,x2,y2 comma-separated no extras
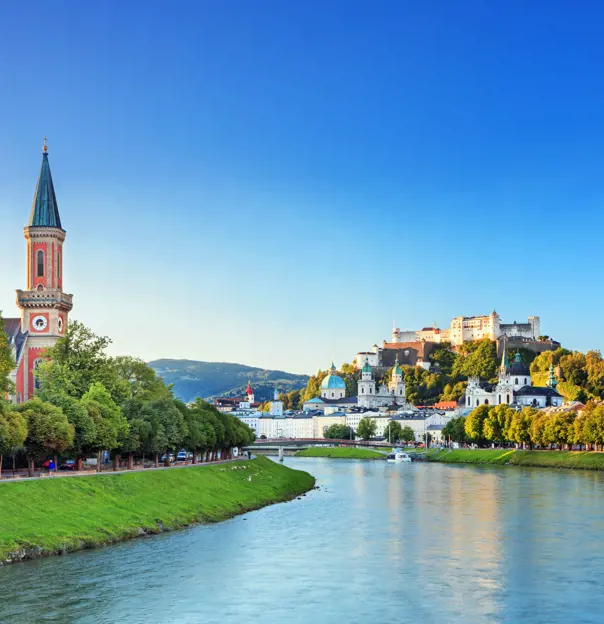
2,458,604,623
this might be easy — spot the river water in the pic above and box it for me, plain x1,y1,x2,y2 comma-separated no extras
2,458,604,623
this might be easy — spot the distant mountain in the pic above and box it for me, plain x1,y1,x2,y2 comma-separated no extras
148,359,310,404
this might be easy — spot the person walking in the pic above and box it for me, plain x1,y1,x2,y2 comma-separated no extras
48,459,56,477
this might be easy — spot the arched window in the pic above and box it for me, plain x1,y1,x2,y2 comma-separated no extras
485,399,489,405
37,250,44,277
369,387,372,394
524,378,528,385
498,395,501,404
507,394,510,403
476,399,479,406
361,387,365,394
331,392,334,398
515,378,519,385
58,250,61,279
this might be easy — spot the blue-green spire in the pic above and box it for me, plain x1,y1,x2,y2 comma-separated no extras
29,139,62,229
547,363,558,389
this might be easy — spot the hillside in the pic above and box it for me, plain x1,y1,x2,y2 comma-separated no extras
148,359,309,403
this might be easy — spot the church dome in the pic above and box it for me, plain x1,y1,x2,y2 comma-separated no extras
362,358,372,374
508,353,530,376
321,363,346,390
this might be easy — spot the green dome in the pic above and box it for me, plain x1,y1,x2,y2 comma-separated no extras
362,358,372,374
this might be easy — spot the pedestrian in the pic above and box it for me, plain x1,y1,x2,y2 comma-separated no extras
49,459,55,477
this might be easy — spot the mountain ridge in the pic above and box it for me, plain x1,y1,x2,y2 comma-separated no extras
148,358,310,403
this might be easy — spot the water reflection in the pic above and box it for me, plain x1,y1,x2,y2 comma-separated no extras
2,460,604,623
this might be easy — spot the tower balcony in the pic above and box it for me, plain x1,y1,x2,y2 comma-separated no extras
16,288,73,312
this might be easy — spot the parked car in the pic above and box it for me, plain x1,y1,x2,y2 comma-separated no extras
176,450,188,462
160,453,175,463
60,459,77,471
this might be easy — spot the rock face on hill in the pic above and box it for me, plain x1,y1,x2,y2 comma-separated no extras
148,359,309,403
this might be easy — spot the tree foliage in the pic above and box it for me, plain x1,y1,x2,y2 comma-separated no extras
357,417,377,440
324,423,355,439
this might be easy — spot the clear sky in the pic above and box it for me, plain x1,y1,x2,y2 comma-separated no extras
0,1,603,374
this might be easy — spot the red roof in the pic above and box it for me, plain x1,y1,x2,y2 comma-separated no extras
246,381,253,395
433,401,458,410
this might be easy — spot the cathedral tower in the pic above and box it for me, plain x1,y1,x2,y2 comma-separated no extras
15,140,73,400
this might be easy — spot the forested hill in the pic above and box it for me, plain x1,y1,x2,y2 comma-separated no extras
147,359,309,403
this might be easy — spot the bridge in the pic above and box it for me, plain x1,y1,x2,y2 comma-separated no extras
246,438,397,457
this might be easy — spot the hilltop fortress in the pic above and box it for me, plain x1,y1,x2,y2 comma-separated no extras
392,311,540,345
357,312,557,373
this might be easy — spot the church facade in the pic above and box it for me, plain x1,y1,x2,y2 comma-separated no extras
4,142,73,404
465,346,563,409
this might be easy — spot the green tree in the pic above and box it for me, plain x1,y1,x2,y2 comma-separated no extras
324,423,355,440
15,398,74,476
399,425,416,444
544,411,576,450
442,416,467,444
357,417,377,440
453,339,498,381
464,404,491,446
0,313,14,396
0,401,27,478
111,356,172,401
384,421,403,443
429,343,457,375
81,382,128,470
508,408,536,449
483,404,514,446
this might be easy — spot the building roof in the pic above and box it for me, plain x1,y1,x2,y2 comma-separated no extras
427,424,444,431
305,397,325,404
433,401,458,410
321,373,346,390
508,353,530,376
29,147,62,229
515,386,562,398
3,318,27,365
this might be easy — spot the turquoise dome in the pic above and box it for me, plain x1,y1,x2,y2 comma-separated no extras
321,373,346,390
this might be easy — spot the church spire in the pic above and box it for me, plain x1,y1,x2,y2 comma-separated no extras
547,363,558,389
29,138,62,229
500,338,509,375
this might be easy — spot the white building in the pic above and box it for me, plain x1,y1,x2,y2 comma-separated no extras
258,414,314,439
234,412,260,437
270,388,283,416
392,411,453,443
465,347,563,409
391,311,541,347
357,356,407,408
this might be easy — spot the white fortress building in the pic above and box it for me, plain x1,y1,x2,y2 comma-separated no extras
392,311,541,346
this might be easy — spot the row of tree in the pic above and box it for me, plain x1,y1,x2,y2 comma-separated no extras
442,402,604,450
0,320,255,476
323,418,416,443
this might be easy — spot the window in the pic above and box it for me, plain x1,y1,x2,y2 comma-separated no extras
498,395,501,404
58,250,61,279
361,387,364,394
37,250,44,277
485,399,489,405
476,399,479,406
515,378,518,385
525,378,528,385
507,394,510,403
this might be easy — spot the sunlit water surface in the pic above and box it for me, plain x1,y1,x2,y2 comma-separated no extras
2,458,604,623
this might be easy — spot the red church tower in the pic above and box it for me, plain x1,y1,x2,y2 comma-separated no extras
9,139,73,402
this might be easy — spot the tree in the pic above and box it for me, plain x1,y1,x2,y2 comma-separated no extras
442,417,467,444
544,411,576,450
81,382,128,470
357,417,377,440
453,339,498,381
0,313,14,396
15,398,74,476
324,423,355,440
384,421,402,443
429,343,457,376
0,401,27,478
508,408,536,449
483,404,514,446
399,425,416,444
111,356,172,402
464,405,491,446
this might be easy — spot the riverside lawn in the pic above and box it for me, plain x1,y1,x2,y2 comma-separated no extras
0,456,314,564
296,447,386,460
427,448,604,470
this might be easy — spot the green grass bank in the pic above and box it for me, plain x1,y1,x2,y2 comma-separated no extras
0,456,314,565
296,447,386,460
427,449,604,470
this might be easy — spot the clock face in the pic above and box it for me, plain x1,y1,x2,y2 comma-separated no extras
58,317,64,333
32,315,48,332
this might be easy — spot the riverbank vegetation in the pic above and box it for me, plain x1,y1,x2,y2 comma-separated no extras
0,321,255,476
427,448,604,470
442,402,604,450
0,456,314,564
296,447,386,459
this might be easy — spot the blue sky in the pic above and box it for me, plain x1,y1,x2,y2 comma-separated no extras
0,1,603,374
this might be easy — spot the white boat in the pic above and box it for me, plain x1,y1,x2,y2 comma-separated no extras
386,451,412,463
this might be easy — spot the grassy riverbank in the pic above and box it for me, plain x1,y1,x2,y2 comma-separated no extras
296,447,386,460
0,456,314,564
427,449,604,470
